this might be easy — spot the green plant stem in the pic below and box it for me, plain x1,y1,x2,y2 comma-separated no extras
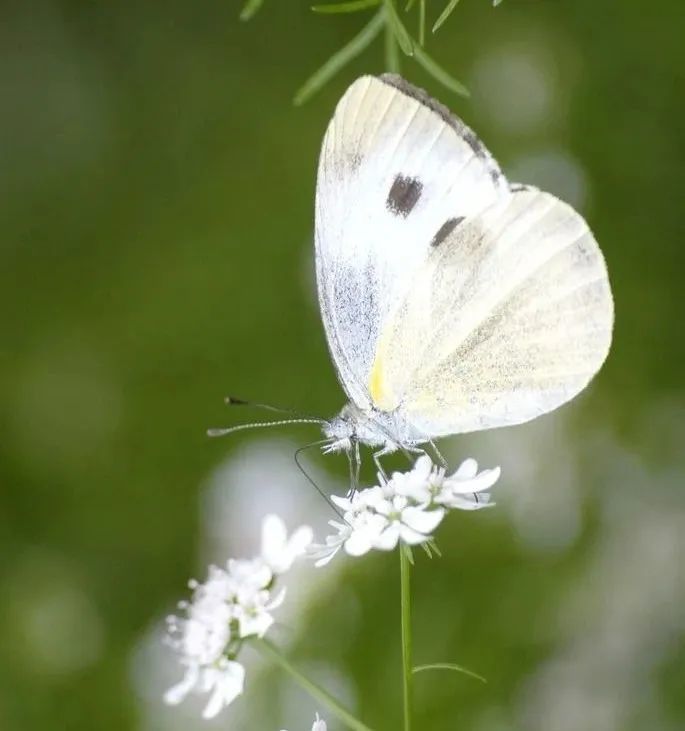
253,638,375,731
400,544,413,731
384,4,401,72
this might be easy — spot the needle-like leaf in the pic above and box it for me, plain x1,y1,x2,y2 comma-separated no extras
418,0,426,46
294,9,385,105
240,0,264,21
312,0,381,13
432,0,461,34
384,0,414,55
413,43,469,96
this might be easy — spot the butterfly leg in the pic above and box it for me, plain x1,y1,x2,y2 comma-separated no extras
428,439,448,468
346,439,362,497
372,445,396,482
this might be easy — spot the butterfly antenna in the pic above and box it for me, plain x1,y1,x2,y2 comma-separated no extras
225,395,322,421
294,440,343,518
207,418,326,438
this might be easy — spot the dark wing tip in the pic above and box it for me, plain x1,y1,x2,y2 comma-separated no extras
377,74,505,188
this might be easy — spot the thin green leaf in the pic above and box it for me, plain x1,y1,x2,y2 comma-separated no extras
312,0,380,13
493,0,504,6
424,538,441,558
413,44,469,96
405,0,418,9
413,663,487,684
432,0,461,33
294,9,385,105
240,0,264,21
419,0,426,46
384,0,414,56
384,16,401,72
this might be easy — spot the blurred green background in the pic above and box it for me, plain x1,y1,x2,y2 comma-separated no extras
1,1,683,729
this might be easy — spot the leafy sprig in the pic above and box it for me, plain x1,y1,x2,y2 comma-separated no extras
240,0,505,105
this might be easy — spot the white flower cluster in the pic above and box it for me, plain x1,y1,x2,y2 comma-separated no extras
309,455,500,565
164,515,313,719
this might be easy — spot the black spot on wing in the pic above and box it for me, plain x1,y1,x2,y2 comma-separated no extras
510,182,536,193
378,74,505,188
431,216,464,247
386,174,423,217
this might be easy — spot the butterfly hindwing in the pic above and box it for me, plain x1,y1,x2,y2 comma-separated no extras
367,188,614,435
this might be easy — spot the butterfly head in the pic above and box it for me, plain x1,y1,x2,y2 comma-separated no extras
321,402,397,456
321,405,357,454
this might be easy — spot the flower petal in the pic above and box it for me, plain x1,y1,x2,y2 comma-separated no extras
314,545,341,567
261,514,287,558
402,506,445,534
372,523,401,551
446,465,501,494
445,493,495,511
344,529,374,556
453,458,479,479
289,525,314,555
398,523,432,545
201,661,245,719
164,664,200,706
237,608,274,638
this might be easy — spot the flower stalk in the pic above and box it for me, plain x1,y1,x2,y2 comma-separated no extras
254,638,375,731
400,543,413,731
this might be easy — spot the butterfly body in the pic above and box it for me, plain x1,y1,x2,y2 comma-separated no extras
322,403,426,456
314,74,614,463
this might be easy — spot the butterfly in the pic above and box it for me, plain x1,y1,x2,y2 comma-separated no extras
315,74,614,472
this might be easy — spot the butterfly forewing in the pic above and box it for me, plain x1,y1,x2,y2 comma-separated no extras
315,75,508,410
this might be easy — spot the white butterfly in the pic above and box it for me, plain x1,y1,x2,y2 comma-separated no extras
315,74,614,469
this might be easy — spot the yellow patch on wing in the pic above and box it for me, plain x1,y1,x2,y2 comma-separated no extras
368,344,398,412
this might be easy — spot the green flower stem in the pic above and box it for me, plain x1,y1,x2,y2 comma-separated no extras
384,4,401,72
253,637,375,731
400,544,413,731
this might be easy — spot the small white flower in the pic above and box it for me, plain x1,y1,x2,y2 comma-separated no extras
310,455,500,564
343,509,389,555
233,584,286,639
227,556,273,592
369,494,445,550
261,514,314,574
391,455,499,511
199,659,246,719
165,514,308,717
307,520,352,566
390,454,437,503
164,658,245,719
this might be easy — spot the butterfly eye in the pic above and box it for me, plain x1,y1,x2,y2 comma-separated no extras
386,174,423,217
